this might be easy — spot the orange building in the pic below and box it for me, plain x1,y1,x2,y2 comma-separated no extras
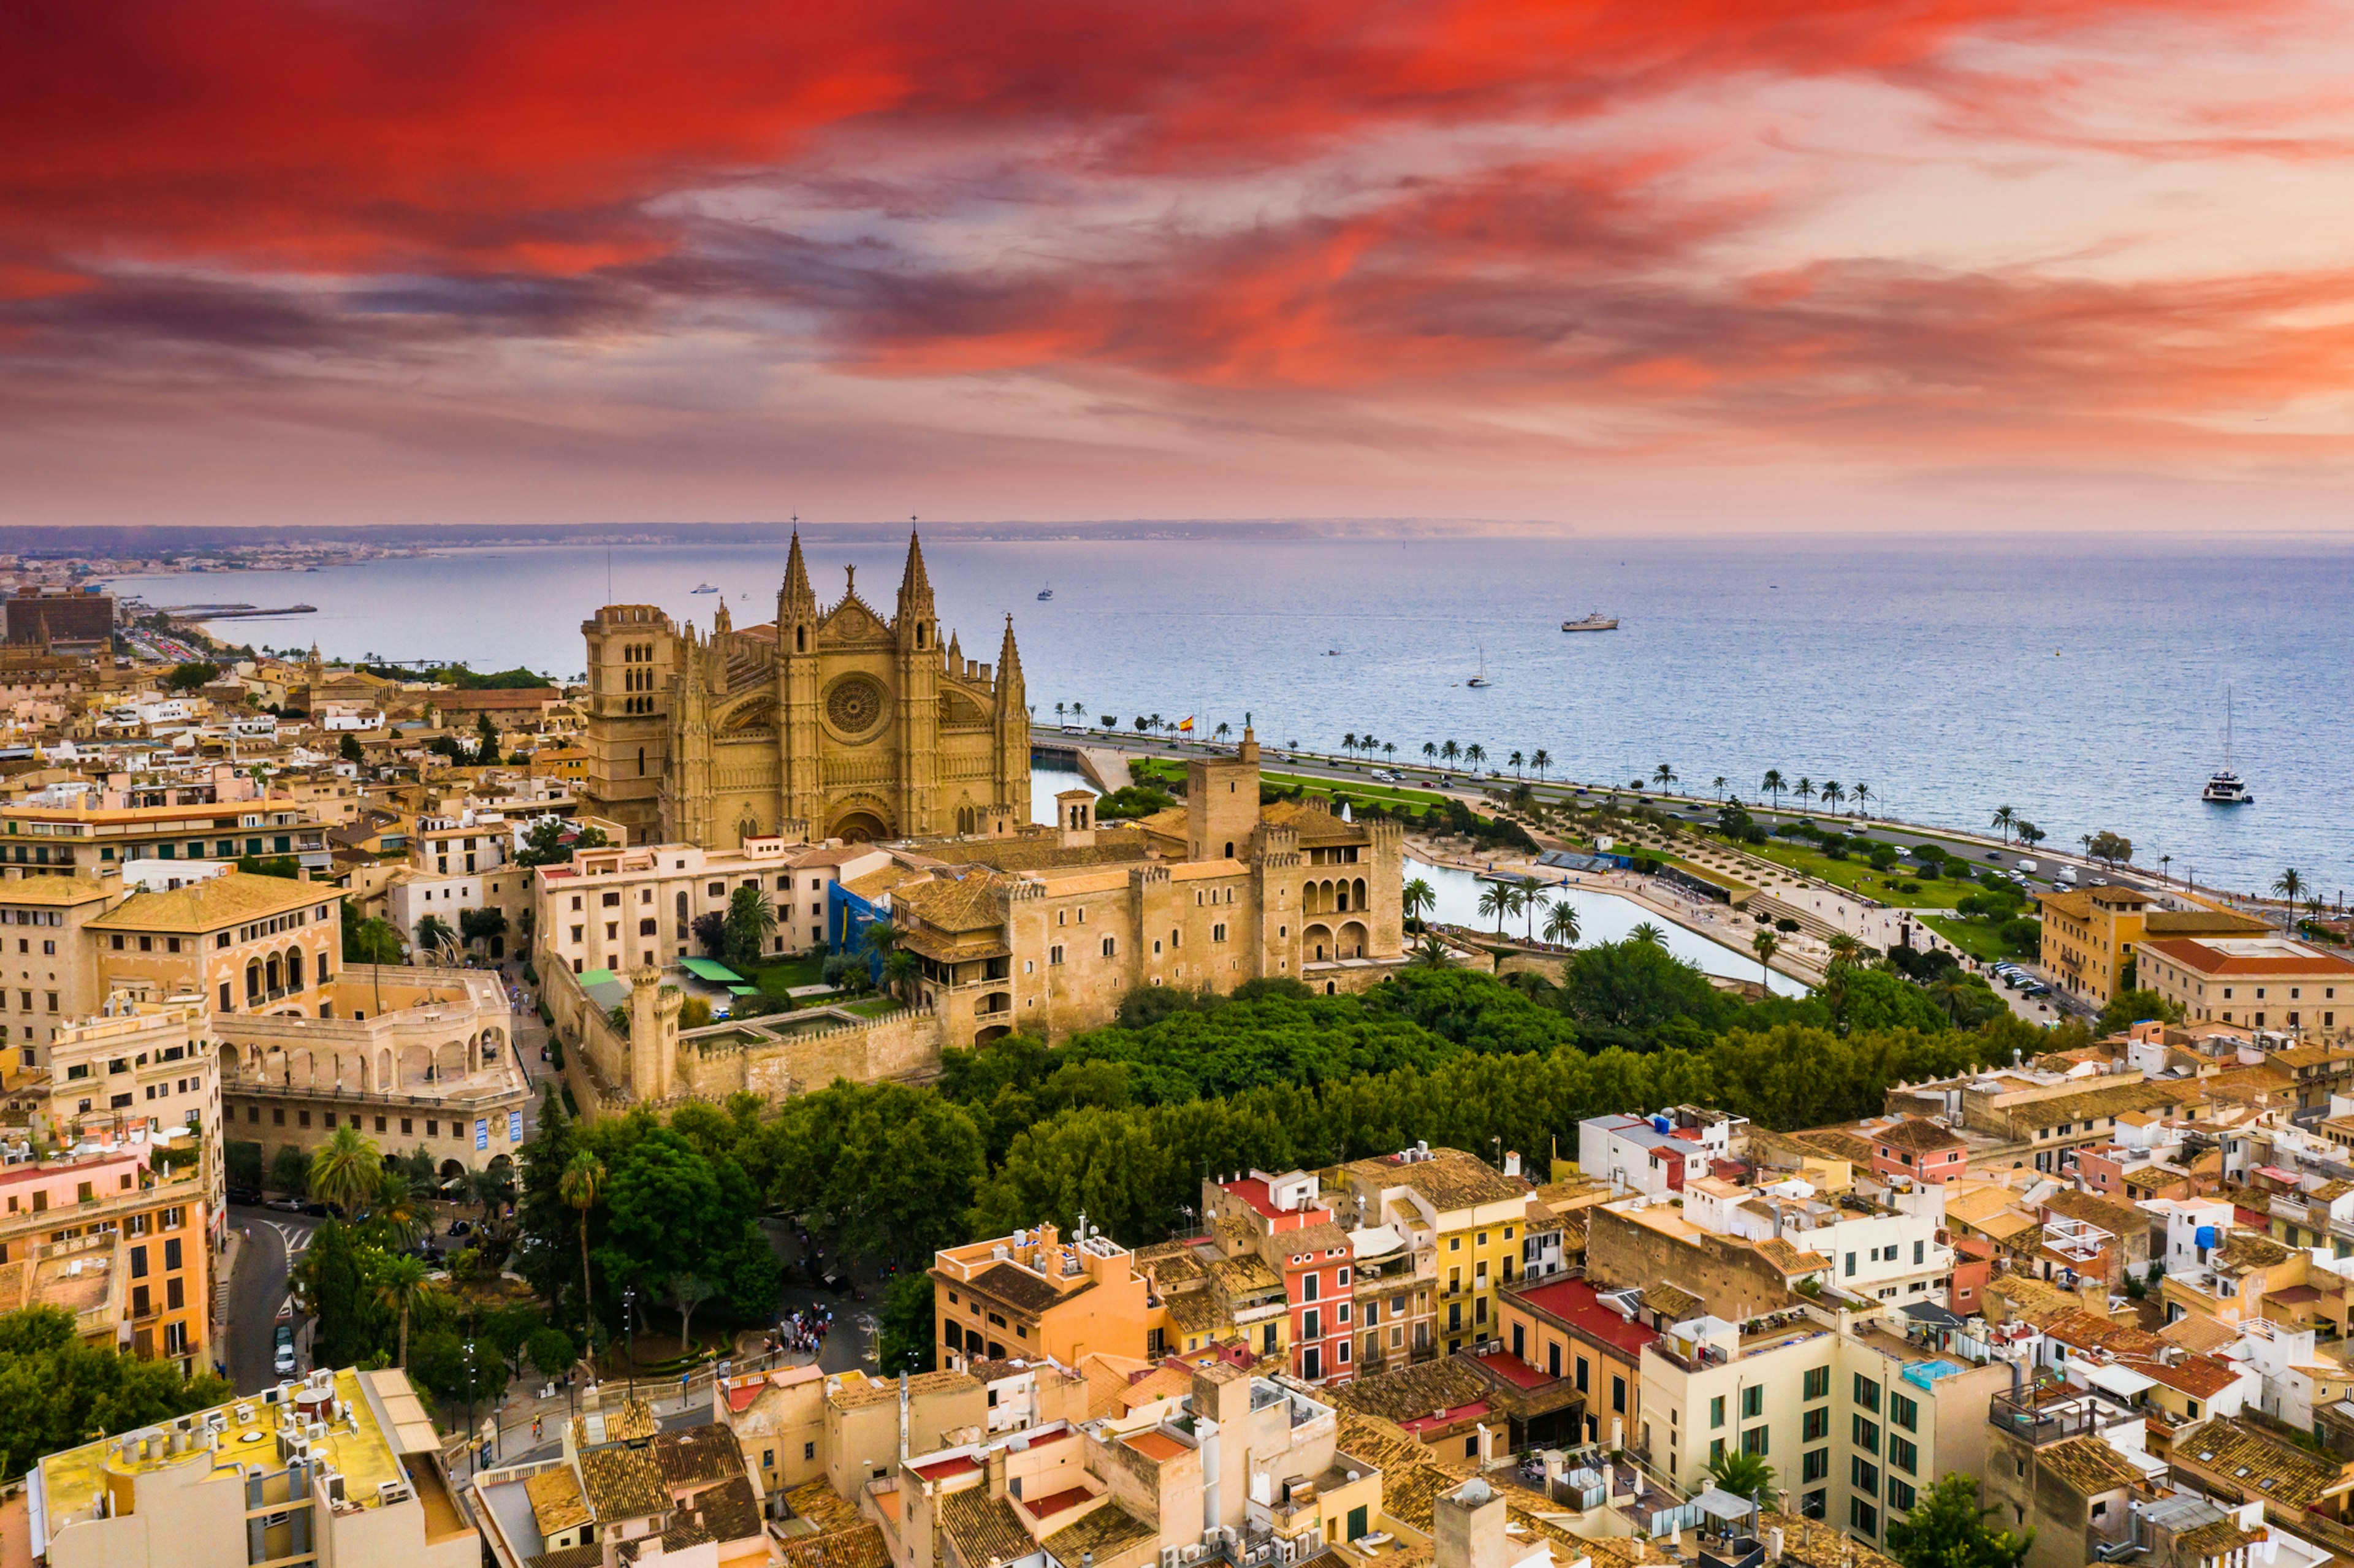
932,1220,1149,1368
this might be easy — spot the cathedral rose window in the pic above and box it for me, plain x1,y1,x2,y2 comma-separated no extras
826,675,887,734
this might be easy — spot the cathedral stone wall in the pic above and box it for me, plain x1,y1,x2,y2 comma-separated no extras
581,530,1030,850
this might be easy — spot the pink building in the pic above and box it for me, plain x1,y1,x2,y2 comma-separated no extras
1204,1170,1355,1385
1870,1115,1968,1184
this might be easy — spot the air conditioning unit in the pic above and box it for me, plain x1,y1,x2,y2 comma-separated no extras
377,1480,412,1505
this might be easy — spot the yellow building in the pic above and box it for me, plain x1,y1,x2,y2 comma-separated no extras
1331,1147,1534,1357
1,874,125,1067
580,531,1030,848
88,872,341,1020
1,795,332,878
2037,884,2266,1008
31,1367,477,1568
2141,935,2354,1035
932,1221,1151,1369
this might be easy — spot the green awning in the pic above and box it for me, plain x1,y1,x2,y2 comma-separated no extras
680,957,745,984
727,984,760,997
579,968,617,988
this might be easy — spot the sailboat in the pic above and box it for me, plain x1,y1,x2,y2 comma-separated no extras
691,582,718,594
1466,648,1491,688
2203,687,2254,805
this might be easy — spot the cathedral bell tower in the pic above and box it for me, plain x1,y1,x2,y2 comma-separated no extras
776,530,823,834
893,531,942,837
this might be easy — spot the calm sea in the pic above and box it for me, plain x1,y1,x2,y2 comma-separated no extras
108,533,2354,897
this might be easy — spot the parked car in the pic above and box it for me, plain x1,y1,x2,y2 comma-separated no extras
226,1187,264,1208
265,1196,305,1214
273,1323,297,1377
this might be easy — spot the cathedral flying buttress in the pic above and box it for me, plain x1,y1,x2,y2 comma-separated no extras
582,530,1030,850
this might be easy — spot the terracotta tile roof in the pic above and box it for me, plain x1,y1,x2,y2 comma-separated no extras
2176,1519,2267,1557
2177,1416,2354,1508
655,1423,745,1488
923,835,1153,873
2040,1188,2149,1240
526,1466,592,1535
2038,1435,2144,1495
579,1445,668,1523
1753,1237,1833,1275
1260,801,1367,845
1346,1148,1529,1212
1873,1116,1966,1154
2121,1354,2242,1399
2159,1315,2241,1355
1785,1129,1877,1167
1119,1365,1197,1411
2041,1310,2167,1358
896,871,1013,937
1642,1284,1702,1322
0,876,116,907
785,1479,869,1536
1165,1291,1227,1335
939,1486,1036,1568
2214,1233,2293,1273
2143,909,2271,936
777,1480,892,1568
528,1546,607,1568
967,1261,1073,1316
1760,1512,1900,1568
1983,1273,2083,1324
2143,938,2354,976
1042,1503,1156,1562
661,1475,763,1551
87,870,329,932
1331,1355,1493,1426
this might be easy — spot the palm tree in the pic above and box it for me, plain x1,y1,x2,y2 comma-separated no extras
1529,749,1551,782
1705,1448,1780,1509
1852,782,1871,816
1519,877,1547,940
883,947,921,1000
1544,903,1581,948
1477,882,1515,935
1929,972,1973,1025
2160,853,2173,883
308,1125,382,1217
1654,764,1676,790
2276,868,2306,905
1761,770,1786,809
1990,805,2016,844
1821,780,1844,813
1509,750,1525,777
1712,776,1727,802
1632,921,1668,948
1826,932,1861,967
1383,742,1396,766
1073,698,1086,725
1341,732,1358,759
560,1151,606,1359
1413,934,1453,969
372,1168,427,1252
414,912,454,954
1794,777,1815,807
1053,702,1066,724
376,1253,432,1369
1752,928,1780,988
1465,743,1487,772
1423,742,1438,767
1402,877,1436,931
1215,721,1232,742
1441,740,1461,769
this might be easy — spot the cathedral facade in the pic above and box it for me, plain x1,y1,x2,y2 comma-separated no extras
579,532,1031,848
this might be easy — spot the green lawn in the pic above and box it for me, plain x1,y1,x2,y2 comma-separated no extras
744,952,828,996
843,995,901,1018
1713,835,1979,910
1922,915,2035,962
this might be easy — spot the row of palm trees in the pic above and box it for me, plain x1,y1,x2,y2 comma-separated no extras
1756,770,1873,816
1473,875,1584,946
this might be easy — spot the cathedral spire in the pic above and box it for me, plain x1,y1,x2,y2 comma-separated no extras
782,529,815,612
996,612,1023,690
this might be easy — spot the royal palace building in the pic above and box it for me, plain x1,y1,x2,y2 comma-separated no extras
579,531,1030,849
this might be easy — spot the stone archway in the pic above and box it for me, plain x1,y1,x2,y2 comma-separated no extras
1339,920,1369,959
1304,923,1334,962
829,809,891,843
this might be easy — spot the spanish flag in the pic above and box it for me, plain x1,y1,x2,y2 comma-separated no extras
1178,715,1195,732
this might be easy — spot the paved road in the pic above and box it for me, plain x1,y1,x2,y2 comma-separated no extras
226,1205,318,1393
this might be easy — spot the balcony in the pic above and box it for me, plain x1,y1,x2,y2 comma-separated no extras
1988,1387,2134,1445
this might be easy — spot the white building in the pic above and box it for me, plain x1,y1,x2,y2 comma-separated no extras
1679,1174,1952,1305
1578,1108,1746,1197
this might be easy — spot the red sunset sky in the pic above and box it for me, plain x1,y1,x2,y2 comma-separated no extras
6,1,2353,531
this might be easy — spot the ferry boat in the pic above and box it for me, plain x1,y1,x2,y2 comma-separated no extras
2203,687,2255,805
1562,611,1619,632
691,582,718,594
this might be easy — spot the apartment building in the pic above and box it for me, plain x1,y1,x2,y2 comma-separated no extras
1331,1144,1537,1355
0,1132,210,1373
1578,1108,1748,1197
535,837,882,977
27,1000,225,1240
1637,1298,2011,1545
2036,884,2266,1007
30,1368,475,1568
933,1220,1149,1368
0,874,122,1065
1493,1274,1656,1449
2141,937,2354,1035
1673,1173,1953,1307
1136,1235,1292,1363
88,872,341,1020
1202,1169,1357,1383
1,794,330,878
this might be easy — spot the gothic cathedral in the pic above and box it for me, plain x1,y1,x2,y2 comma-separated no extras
579,531,1031,847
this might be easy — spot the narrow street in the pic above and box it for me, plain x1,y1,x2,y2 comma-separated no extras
225,1205,317,1393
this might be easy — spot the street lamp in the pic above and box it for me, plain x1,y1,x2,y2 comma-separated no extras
623,1285,638,1402
463,1337,478,1477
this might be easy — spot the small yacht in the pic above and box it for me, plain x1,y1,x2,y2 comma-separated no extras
1466,647,1491,688
1561,611,1620,632
2203,687,2255,805
1036,585,1054,601
691,582,718,594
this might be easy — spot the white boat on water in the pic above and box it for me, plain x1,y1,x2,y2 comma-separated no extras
2203,686,2255,805
1466,647,1491,688
1037,585,1054,601
691,582,718,593
1562,611,1619,632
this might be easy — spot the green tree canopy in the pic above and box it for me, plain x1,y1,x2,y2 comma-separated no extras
1886,1475,2032,1568
0,1307,232,1480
